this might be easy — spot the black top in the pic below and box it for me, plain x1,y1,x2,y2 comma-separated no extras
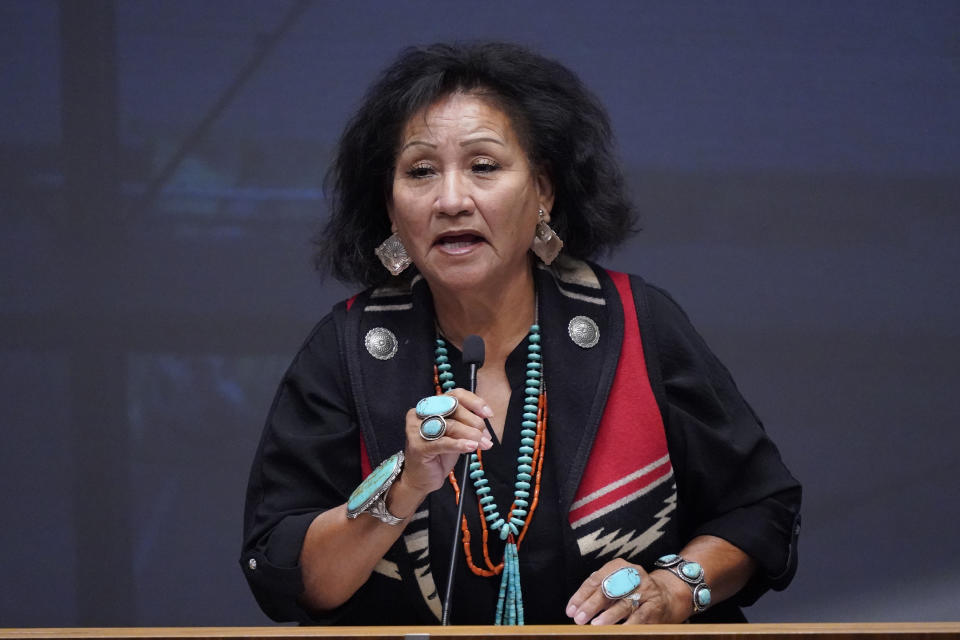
429,339,566,624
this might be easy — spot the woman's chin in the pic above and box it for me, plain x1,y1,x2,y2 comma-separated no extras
420,259,505,293
418,245,534,294
427,267,491,292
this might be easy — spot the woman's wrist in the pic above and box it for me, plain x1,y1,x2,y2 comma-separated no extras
651,568,696,621
385,474,428,520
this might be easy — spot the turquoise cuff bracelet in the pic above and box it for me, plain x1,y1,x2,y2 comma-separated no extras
654,554,711,613
346,451,405,525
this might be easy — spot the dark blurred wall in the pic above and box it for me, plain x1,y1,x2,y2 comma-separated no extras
1,0,958,626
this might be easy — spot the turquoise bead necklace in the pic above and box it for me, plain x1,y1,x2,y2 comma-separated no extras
433,323,546,626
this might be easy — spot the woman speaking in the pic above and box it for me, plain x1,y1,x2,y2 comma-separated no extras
241,42,801,625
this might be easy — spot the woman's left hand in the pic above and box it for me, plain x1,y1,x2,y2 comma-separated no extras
565,558,693,625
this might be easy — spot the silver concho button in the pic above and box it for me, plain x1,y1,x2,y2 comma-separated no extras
364,327,398,360
568,315,599,349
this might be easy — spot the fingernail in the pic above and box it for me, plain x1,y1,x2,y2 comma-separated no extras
465,440,479,451
565,604,576,617
480,436,493,449
590,618,603,626
482,405,494,418
574,611,588,625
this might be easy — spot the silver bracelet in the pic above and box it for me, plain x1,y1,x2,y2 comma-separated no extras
654,554,712,613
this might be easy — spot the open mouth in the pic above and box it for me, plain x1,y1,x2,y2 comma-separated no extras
435,233,485,253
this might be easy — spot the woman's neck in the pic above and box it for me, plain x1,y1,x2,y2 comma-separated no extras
429,265,536,365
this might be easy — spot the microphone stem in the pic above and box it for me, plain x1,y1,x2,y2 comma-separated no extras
442,447,471,624
441,362,478,625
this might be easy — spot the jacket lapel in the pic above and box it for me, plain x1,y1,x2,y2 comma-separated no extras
535,258,624,514
345,275,437,467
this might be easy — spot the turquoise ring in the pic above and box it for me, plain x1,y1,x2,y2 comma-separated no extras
415,394,459,419
600,566,643,600
416,395,458,441
419,415,447,441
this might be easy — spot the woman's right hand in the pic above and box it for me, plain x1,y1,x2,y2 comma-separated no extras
300,388,494,611
398,388,494,497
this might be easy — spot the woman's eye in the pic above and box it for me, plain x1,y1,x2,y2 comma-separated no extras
406,164,434,179
472,160,500,173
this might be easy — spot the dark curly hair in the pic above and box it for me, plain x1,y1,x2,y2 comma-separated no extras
316,42,637,287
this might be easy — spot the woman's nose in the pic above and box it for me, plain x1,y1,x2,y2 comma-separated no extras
433,170,472,216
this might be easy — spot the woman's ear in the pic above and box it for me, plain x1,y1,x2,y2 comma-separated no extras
535,169,555,220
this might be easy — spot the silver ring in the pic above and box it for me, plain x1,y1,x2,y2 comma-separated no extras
419,415,447,441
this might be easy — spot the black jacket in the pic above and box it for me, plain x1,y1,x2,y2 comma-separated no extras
241,257,801,624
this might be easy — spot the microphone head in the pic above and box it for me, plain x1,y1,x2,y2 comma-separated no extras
462,334,485,368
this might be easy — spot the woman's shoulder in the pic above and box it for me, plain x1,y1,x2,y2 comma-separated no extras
291,309,341,361
633,279,696,328
557,258,692,326
295,279,403,352
279,299,359,393
291,275,430,371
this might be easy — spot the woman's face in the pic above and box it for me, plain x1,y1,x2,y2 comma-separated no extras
388,92,553,293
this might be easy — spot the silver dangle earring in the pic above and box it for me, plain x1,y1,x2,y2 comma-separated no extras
374,232,412,276
531,208,563,265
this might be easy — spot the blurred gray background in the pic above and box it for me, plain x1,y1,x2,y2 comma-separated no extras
1,0,958,626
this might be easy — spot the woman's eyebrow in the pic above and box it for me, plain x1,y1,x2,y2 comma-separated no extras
461,136,505,147
399,139,437,152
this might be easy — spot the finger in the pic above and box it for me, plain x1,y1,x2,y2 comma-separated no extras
440,419,493,449
407,410,492,451
450,406,486,433
623,582,670,624
412,428,484,455
403,431,481,485
445,388,494,420
627,597,666,625
625,604,648,625
589,596,638,626
570,585,612,625
565,570,603,618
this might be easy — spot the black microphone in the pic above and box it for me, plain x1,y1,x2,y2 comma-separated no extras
441,334,485,625
463,334,485,393
465,335,497,446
